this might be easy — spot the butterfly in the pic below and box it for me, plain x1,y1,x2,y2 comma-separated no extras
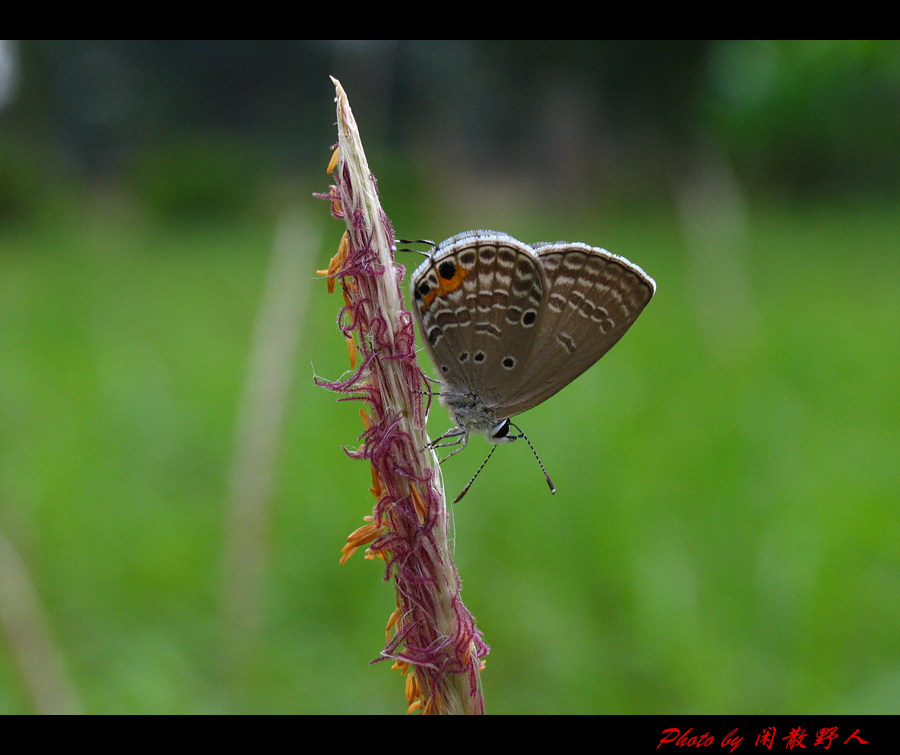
410,230,655,498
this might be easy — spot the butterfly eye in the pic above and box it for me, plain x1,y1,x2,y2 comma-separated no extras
489,419,510,439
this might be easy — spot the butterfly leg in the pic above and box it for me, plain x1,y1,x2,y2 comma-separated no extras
424,426,469,461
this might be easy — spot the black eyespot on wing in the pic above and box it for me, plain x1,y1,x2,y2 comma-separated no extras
438,260,456,280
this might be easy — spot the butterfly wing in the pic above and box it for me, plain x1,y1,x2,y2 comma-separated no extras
497,242,656,418
411,231,544,407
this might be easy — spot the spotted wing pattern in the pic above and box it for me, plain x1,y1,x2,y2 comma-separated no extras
411,231,546,408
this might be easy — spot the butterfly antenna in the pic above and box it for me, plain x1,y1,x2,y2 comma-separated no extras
509,422,556,495
453,445,497,503
395,238,436,257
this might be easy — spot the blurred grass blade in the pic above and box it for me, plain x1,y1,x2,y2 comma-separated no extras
0,532,81,714
221,212,319,671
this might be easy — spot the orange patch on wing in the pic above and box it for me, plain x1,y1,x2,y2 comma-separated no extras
418,262,470,312
419,289,436,311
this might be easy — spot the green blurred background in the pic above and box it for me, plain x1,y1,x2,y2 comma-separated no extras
1,40,898,714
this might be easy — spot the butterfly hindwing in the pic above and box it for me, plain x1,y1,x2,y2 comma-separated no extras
411,231,545,406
